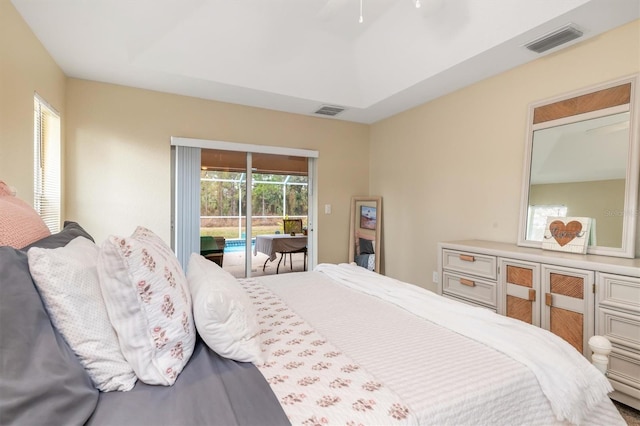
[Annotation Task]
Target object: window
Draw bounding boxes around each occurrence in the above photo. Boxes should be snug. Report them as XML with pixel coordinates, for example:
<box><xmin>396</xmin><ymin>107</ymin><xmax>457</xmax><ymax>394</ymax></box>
<box><xmin>200</xmin><ymin>152</ymin><xmax>309</xmax><ymax>241</ymax></box>
<box><xmin>526</xmin><ymin>204</ymin><xmax>568</xmax><ymax>241</ymax></box>
<box><xmin>33</xmin><ymin>94</ymin><xmax>61</xmax><ymax>233</ymax></box>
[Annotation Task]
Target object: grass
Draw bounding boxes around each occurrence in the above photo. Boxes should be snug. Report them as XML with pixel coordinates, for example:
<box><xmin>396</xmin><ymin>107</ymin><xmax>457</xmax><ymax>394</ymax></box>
<box><xmin>201</xmin><ymin>226</ymin><xmax>282</xmax><ymax>239</ymax></box>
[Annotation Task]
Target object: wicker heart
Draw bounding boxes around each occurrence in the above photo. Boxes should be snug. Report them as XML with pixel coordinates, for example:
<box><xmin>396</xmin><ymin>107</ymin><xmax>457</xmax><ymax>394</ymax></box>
<box><xmin>549</xmin><ymin>220</ymin><xmax>583</xmax><ymax>247</ymax></box>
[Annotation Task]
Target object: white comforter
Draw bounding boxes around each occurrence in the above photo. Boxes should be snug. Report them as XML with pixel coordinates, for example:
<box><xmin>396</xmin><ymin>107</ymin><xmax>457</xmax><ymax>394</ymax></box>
<box><xmin>251</xmin><ymin>264</ymin><xmax>624</xmax><ymax>426</ymax></box>
<box><xmin>314</xmin><ymin>263</ymin><xmax>612</xmax><ymax>425</ymax></box>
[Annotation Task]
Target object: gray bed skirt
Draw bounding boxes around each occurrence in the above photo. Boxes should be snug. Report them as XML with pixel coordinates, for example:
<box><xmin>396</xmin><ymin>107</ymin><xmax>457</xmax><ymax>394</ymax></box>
<box><xmin>87</xmin><ymin>338</ymin><xmax>290</xmax><ymax>426</ymax></box>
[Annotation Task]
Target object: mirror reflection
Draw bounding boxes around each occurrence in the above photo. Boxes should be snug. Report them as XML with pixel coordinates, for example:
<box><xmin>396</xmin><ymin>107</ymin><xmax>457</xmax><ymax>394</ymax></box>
<box><xmin>348</xmin><ymin>196</ymin><xmax>383</xmax><ymax>274</ymax></box>
<box><xmin>518</xmin><ymin>75</ymin><xmax>640</xmax><ymax>258</ymax></box>
<box><xmin>526</xmin><ymin>111</ymin><xmax>630</xmax><ymax>248</ymax></box>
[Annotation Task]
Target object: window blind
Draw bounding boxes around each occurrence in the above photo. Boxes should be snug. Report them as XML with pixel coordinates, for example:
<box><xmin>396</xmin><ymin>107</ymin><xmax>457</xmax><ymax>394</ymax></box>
<box><xmin>172</xmin><ymin>145</ymin><xmax>201</xmax><ymax>268</ymax></box>
<box><xmin>33</xmin><ymin>95</ymin><xmax>61</xmax><ymax>233</ymax></box>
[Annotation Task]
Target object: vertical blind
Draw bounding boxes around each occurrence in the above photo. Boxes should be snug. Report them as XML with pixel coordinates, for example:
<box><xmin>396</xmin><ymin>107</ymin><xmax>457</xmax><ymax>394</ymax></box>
<box><xmin>33</xmin><ymin>95</ymin><xmax>61</xmax><ymax>233</ymax></box>
<box><xmin>172</xmin><ymin>145</ymin><xmax>201</xmax><ymax>268</ymax></box>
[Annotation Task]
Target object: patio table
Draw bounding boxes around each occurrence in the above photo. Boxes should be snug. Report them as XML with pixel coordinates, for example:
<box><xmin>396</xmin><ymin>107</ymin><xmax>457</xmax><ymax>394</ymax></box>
<box><xmin>254</xmin><ymin>234</ymin><xmax>307</xmax><ymax>273</ymax></box>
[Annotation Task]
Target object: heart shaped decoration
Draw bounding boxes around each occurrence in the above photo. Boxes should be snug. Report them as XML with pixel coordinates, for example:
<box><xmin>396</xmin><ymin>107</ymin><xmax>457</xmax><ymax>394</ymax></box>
<box><xmin>549</xmin><ymin>220</ymin><xmax>583</xmax><ymax>247</ymax></box>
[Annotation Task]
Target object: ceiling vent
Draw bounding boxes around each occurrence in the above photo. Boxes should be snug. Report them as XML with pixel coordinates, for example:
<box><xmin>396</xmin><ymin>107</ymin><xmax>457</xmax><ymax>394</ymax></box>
<box><xmin>525</xmin><ymin>24</ymin><xmax>583</xmax><ymax>54</ymax></box>
<box><xmin>314</xmin><ymin>105</ymin><xmax>346</xmax><ymax>117</ymax></box>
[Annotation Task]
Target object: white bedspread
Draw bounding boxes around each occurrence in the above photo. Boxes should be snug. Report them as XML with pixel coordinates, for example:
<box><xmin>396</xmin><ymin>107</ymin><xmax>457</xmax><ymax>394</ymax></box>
<box><xmin>314</xmin><ymin>263</ymin><xmax>613</xmax><ymax>425</ymax></box>
<box><xmin>251</xmin><ymin>266</ymin><xmax>624</xmax><ymax>426</ymax></box>
<box><xmin>240</xmin><ymin>279</ymin><xmax>417</xmax><ymax>425</ymax></box>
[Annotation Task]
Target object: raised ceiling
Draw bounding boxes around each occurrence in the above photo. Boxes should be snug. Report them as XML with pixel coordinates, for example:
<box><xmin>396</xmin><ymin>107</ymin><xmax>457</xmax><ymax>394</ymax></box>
<box><xmin>11</xmin><ymin>0</ymin><xmax>640</xmax><ymax>123</ymax></box>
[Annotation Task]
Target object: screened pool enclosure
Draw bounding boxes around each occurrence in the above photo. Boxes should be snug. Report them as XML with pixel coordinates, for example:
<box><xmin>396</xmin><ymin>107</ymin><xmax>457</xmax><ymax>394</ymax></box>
<box><xmin>200</xmin><ymin>170</ymin><xmax>309</xmax><ymax>242</ymax></box>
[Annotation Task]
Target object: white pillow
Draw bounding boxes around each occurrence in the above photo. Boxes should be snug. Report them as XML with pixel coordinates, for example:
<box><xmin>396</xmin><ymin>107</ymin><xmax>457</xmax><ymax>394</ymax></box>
<box><xmin>27</xmin><ymin>236</ymin><xmax>137</xmax><ymax>392</ymax></box>
<box><xmin>187</xmin><ymin>253</ymin><xmax>264</xmax><ymax>363</ymax></box>
<box><xmin>97</xmin><ymin>226</ymin><xmax>195</xmax><ymax>386</ymax></box>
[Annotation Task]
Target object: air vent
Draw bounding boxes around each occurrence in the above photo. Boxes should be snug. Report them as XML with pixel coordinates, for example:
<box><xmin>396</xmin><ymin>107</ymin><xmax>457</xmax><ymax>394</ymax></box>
<box><xmin>525</xmin><ymin>24</ymin><xmax>583</xmax><ymax>54</ymax></box>
<box><xmin>314</xmin><ymin>105</ymin><xmax>346</xmax><ymax>116</ymax></box>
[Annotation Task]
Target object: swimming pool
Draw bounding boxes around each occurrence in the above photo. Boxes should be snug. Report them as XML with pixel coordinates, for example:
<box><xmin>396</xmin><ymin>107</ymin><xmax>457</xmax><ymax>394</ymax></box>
<box><xmin>224</xmin><ymin>239</ymin><xmax>255</xmax><ymax>253</ymax></box>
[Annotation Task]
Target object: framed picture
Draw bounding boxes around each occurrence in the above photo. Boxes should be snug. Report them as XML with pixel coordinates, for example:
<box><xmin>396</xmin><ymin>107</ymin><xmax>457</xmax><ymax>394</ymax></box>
<box><xmin>542</xmin><ymin>217</ymin><xmax>592</xmax><ymax>254</ymax></box>
<box><xmin>360</xmin><ymin>205</ymin><xmax>377</xmax><ymax>230</ymax></box>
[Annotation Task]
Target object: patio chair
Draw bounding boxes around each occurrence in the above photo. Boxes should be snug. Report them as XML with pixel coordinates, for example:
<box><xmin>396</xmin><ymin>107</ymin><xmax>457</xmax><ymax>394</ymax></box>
<box><xmin>200</xmin><ymin>236</ymin><xmax>225</xmax><ymax>267</ymax></box>
<box><xmin>282</xmin><ymin>219</ymin><xmax>306</xmax><ymax>270</ymax></box>
<box><xmin>283</xmin><ymin>219</ymin><xmax>303</xmax><ymax>235</ymax></box>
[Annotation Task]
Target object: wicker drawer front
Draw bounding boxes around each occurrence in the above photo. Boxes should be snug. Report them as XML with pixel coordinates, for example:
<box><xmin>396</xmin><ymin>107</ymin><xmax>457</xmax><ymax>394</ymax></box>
<box><xmin>442</xmin><ymin>249</ymin><xmax>497</xmax><ymax>280</ymax></box>
<box><xmin>442</xmin><ymin>272</ymin><xmax>497</xmax><ymax>308</ymax></box>
<box><xmin>598</xmin><ymin>273</ymin><xmax>640</xmax><ymax>314</ymax></box>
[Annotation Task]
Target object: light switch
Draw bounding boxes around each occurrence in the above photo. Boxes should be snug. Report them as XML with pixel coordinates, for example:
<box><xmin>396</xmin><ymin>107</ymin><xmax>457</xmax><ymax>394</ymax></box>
<box><xmin>324</xmin><ymin>204</ymin><xmax>332</xmax><ymax>214</ymax></box>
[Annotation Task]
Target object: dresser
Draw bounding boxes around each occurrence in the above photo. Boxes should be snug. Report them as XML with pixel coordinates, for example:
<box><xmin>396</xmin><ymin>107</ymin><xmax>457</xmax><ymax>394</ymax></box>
<box><xmin>438</xmin><ymin>240</ymin><xmax>640</xmax><ymax>409</ymax></box>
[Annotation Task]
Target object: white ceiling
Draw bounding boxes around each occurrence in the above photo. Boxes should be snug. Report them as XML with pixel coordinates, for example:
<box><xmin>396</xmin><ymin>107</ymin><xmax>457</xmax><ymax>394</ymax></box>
<box><xmin>531</xmin><ymin>111</ymin><xmax>630</xmax><ymax>184</ymax></box>
<box><xmin>12</xmin><ymin>0</ymin><xmax>640</xmax><ymax>124</ymax></box>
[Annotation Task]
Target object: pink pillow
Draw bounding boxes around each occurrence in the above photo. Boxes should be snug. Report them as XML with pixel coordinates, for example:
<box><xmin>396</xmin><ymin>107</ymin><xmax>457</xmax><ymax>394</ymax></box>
<box><xmin>0</xmin><ymin>181</ymin><xmax>51</xmax><ymax>248</ymax></box>
<box><xmin>0</xmin><ymin>181</ymin><xmax>13</xmax><ymax>196</ymax></box>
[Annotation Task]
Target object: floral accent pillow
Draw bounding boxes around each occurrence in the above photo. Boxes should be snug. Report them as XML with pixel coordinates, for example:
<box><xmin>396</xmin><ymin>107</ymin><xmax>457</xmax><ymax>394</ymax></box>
<box><xmin>27</xmin><ymin>236</ymin><xmax>137</xmax><ymax>391</ymax></box>
<box><xmin>97</xmin><ymin>226</ymin><xmax>195</xmax><ymax>385</ymax></box>
<box><xmin>187</xmin><ymin>253</ymin><xmax>264</xmax><ymax>363</ymax></box>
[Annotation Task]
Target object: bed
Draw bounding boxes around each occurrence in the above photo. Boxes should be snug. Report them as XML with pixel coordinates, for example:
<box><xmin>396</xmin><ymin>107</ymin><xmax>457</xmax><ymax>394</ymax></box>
<box><xmin>0</xmin><ymin>221</ymin><xmax>626</xmax><ymax>426</ymax></box>
<box><xmin>354</xmin><ymin>231</ymin><xmax>376</xmax><ymax>271</ymax></box>
<box><xmin>249</xmin><ymin>265</ymin><xmax>624</xmax><ymax>425</ymax></box>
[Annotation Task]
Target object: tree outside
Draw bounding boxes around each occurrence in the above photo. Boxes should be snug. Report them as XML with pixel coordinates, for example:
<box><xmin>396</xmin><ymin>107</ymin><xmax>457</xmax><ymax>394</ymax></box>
<box><xmin>200</xmin><ymin>171</ymin><xmax>308</xmax><ymax>239</ymax></box>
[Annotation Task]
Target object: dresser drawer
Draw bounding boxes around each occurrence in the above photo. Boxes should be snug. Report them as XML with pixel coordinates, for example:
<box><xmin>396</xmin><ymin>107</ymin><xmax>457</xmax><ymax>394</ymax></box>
<box><xmin>608</xmin><ymin>346</ymin><xmax>640</xmax><ymax>396</ymax></box>
<box><xmin>598</xmin><ymin>307</ymin><xmax>640</xmax><ymax>351</ymax></box>
<box><xmin>598</xmin><ymin>273</ymin><xmax>640</xmax><ymax>314</ymax></box>
<box><xmin>442</xmin><ymin>272</ymin><xmax>497</xmax><ymax>308</ymax></box>
<box><xmin>442</xmin><ymin>249</ymin><xmax>497</xmax><ymax>280</ymax></box>
<box><xmin>442</xmin><ymin>293</ymin><xmax>497</xmax><ymax>313</ymax></box>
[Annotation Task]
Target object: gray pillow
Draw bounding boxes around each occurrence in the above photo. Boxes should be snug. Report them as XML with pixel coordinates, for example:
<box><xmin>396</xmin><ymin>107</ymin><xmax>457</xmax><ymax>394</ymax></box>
<box><xmin>21</xmin><ymin>220</ymin><xmax>94</xmax><ymax>251</ymax></box>
<box><xmin>0</xmin><ymin>239</ymin><xmax>98</xmax><ymax>424</ymax></box>
<box><xmin>359</xmin><ymin>238</ymin><xmax>375</xmax><ymax>255</ymax></box>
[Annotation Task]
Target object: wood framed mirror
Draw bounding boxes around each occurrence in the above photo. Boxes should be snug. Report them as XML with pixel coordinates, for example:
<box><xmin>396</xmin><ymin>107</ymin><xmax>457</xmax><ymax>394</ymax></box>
<box><xmin>517</xmin><ymin>74</ymin><xmax>640</xmax><ymax>258</ymax></box>
<box><xmin>349</xmin><ymin>196</ymin><xmax>383</xmax><ymax>273</ymax></box>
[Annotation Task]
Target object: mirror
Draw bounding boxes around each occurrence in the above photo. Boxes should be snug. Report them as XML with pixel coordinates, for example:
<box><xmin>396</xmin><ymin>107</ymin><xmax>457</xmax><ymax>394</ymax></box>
<box><xmin>518</xmin><ymin>75</ymin><xmax>640</xmax><ymax>258</ymax></box>
<box><xmin>349</xmin><ymin>196</ymin><xmax>383</xmax><ymax>273</ymax></box>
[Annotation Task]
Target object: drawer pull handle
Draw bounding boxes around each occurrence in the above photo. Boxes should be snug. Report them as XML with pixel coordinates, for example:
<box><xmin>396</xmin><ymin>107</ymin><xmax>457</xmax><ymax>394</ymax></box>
<box><xmin>528</xmin><ymin>289</ymin><xmax>536</xmax><ymax>301</ymax></box>
<box><xmin>545</xmin><ymin>293</ymin><xmax>552</xmax><ymax>307</ymax></box>
<box><xmin>459</xmin><ymin>254</ymin><xmax>475</xmax><ymax>262</ymax></box>
<box><xmin>460</xmin><ymin>278</ymin><xmax>475</xmax><ymax>287</ymax></box>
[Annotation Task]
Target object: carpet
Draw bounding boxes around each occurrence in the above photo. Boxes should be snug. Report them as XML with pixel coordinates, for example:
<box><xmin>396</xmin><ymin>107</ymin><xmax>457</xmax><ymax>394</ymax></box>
<box><xmin>614</xmin><ymin>400</ymin><xmax>640</xmax><ymax>426</ymax></box>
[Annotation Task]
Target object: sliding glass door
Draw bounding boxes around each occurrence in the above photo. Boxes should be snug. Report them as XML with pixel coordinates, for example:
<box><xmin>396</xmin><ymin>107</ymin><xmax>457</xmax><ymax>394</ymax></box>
<box><xmin>171</xmin><ymin>138</ymin><xmax>318</xmax><ymax>278</ymax></box>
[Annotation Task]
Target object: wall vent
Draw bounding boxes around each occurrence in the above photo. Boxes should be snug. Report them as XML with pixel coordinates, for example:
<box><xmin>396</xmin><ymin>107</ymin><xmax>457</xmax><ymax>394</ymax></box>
<box><xmin>525</xmin><ymin>24</ymin><xmax>583</xmax><ymax>54</ymax></box>
<box><xmin>314</xmin><ymin>105</ymin><xmax>346</xmax><ymax>116</ymax></box>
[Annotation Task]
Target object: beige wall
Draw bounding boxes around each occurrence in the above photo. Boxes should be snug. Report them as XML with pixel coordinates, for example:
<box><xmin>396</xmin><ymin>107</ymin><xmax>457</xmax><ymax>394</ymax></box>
<box><xmin>2</xmin><ymin>0</ymin><xmax>368</xmax><ymax>264</ymax></box>
<box><xmin>65</xmin><ymin>79</ymin><xmax>369</xmax><ymax>262</ymax></box>
<box><xmin>370</xmin><ymin>20</ymin><xmax>640</xmax><ymax>291</ymax></box>
<box><xmin>3</xmin><ymin>1</ymin><xmax>639</xmax><ymax>279</ymax></box>
<box><xmin>529</xmin><ymin>179</ymin><xmax>626</xmax><ymax>248</ymax></box>
<box><xmin>0</xmin><ymin>1</ymin><xmax>66</xmax><ymax>208</ymax></box>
